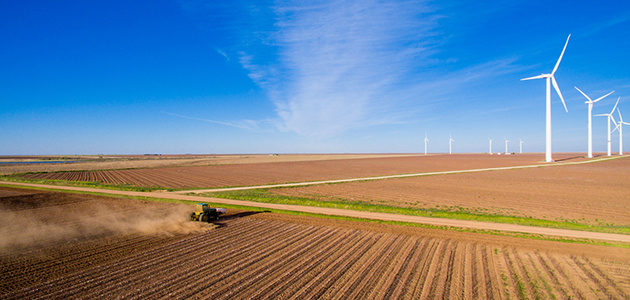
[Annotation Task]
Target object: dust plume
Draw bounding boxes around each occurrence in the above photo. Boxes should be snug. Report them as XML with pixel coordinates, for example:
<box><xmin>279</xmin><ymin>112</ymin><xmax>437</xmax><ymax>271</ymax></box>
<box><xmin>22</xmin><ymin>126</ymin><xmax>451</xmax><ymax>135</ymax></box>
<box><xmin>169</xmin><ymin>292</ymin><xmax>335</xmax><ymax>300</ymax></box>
<box><xmin>0</xmin><ymin>202</ymin><xmax>206</xmax><ymax>253</ymax></box>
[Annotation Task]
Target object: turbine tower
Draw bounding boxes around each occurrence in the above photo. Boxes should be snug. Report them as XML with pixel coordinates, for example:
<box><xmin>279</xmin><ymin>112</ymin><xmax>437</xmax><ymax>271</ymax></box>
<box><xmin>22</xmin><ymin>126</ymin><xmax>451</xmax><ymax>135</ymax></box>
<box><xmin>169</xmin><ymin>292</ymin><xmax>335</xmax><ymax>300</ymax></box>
<box><xmin>519</xmin><ymin>138</ymin><xmax>524</xmax><ymax>154</ymax></box>
<box><xmin>521</xmin><ymin>34</ymin><xmax>570</xmax><ymax>162</ymax></box>
<box><xmin>424</xmin><ymin>132</ymin><xmax>429</xmax><ymax>155</ymax></box>
<box><xmin>449</xmin><ymin>134</ymin><xmax>454</xmax><ymax>154</ymax></box>
<box><xmin>488</xmin><ymin>138</ymin><xmax>493</xmax><ymax>154</ymax></box>
<box><xmin>575</xmin><ymin>87</ymin><xmax>614</xmax><ymax>158</ymax></box>
<box><xmin>595</xmin><ymin>97</ymin><xmax>620</xmax><ymax>156</ymax></box>
<box><xmin>504</xmin><ymin>138</ymin><xmax>509</xmax><ymax>154</ymax></box>
<box><xmin>613</xmin><ymin>108</ymin><xmax>630</xmax><ymax>155</ymax></box>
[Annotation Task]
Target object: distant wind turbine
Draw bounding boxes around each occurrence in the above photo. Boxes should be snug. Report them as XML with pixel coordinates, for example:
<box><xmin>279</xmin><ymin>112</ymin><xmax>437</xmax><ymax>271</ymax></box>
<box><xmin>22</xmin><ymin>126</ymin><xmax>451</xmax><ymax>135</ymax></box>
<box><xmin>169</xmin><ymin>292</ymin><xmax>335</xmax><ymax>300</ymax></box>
<box><xmin>521</xmin><ymin>34</ymin><xmax>570</xmax><ymax>162</ymax></box>
<box><xmin>449</xmin><ymin>134</ymin><xmax>454</xmax><ymax>154</ymax></box>
<box><xmin>424</xmin><ymin>132</ymin><xmax>429</xmax><ymax>155</ymax></box>
<box><xmin>613</xmin><ymin>108</ymin><xmax>630</xmax><ymax>155</ymax></box>
<box><xmin>519</xmin><ymin>138</ymin><xmax>524</xmax><ymax>154</ymax></box>
<box><xmin>504</xmin><ymin>138</ymin><xmax>510</xmax><ymax>154</ymax></box>
<box><xmin>488</xmin><ymin>138</ymin><xmax>493</xmax><ymax>154</ymax></box>
<box><xmin>595</xmin><ymin>97</ymin><xmax>620</xmax><ymax>156</ymax></box>
<box><xmin>575</xmin><ymin>87</ymin><xmax>614</xmax><ymax>158</ymax></box>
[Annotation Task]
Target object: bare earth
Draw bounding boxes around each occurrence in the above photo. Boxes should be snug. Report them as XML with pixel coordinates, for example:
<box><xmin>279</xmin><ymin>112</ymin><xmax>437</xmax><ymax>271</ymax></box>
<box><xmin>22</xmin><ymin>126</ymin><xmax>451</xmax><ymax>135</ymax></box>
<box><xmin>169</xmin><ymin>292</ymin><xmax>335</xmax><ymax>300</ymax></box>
<box><xmin>273</xmin><ymin>155</ymin><xmax>630</xmax><ymax>226</ymax></box>
<box><xmin>19</xmin><ymin>153</ymin><xmax>588</xmax><ymax>189</ymax></box>
<box><xmin>0</xmin><ymin>153</ymin><xmax>411</xmax><ymax>175</ymax></box>
<box><xmin>1</xmin><ymin>188</ymin><xmax>629</xmax><ymax>299</ymax></box>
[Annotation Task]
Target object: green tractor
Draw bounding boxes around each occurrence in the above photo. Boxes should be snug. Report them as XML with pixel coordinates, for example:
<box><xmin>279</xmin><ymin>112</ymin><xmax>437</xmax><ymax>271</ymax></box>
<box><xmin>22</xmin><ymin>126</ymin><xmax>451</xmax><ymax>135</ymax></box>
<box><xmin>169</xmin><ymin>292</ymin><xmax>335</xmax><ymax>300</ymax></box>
<box><xmin>190</xmin><ymin>203</ymin><xmax>226</xmax><ymax>222</ymax></box>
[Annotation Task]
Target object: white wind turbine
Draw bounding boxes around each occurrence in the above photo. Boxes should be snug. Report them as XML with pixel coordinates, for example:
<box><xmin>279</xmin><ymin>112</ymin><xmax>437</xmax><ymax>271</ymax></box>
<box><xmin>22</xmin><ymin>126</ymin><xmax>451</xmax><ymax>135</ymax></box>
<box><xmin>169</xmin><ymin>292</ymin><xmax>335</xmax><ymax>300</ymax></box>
<box><xmin>595</xmin><ymin>97</ymin><xmax>619</xmax><ymax>156</ymax></box>
<box><xmin>519</xmin><ymin>138</ymin><xmax>524</xmax><ymax>154</ymax></box>
<box><xmin>521</xmin><ymin>34</ymin><xmax>570</xmax><ymax>162</ymax></box>
<box><xmin>612</xmin><ymin>108</ymin><xmax>630</xmax><ymax>155</ymax></box>
<box><xmin>449</xmin><ymin>134</ymin><xmax>454</xmax><ymax>154</ymax></box>
<box><xmin>424</xmin><ymin>132</ymin><xmax>429</xmax><ymax>155</ymax></box>
<box><xmin>504</xmin><ymin>138</ymin><xmax>510</xmax><ymax>154</ymax></box>
<box><xmin>575</xmin><ymin>87</ymin><xmax>614</xmax><ymax>158</ymax></box>
<box><xmin>488</xmin><ymin>138</ymin><xmax>493</xmax><ymax>154</ymax></box>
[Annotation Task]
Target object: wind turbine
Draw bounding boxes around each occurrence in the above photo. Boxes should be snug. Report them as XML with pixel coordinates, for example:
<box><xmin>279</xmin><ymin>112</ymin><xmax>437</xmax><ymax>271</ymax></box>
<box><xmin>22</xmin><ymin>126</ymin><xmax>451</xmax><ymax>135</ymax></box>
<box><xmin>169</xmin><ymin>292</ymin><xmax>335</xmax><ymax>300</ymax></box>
<box><xmin>595</xmin><ymin>97</ymin><xmax>619</xmax><ymax>156</ymax></box>
<box><xmin>449</xmin><ymin>134</ymin><xmax>454</xmax><ymax>154</ymax></box>
<box><xmin>504</xmin><ymin>138</ymin><xmax>510</xmax><ymax>154</ymax></box>
<box><xmin>519</xmin><ymin>138</ymin><xmax>524</xmax><ymax>154</ymax></box>
<box><xmin>424</xmin><ymin>132</ymin><xmax>429</xmax><ymax>155</ymax></box>
<box><xmin>612</xmin><ymin>108</ymin><xmax>630</xmax><ymax>155</ymax></box>
<box><xmin>575</xmin><ymin>87</ymin><xmax>614</xmax><ymax>158</ymax></box>
<box><xmin>521</xmin><ymin>34</ymin><xmax>570</xmax><ymax>162</ymax></box>
<box><xmin>488</xmin><ymin>138</ymin><xmax>493</xmax><ymax>154</ymax></box>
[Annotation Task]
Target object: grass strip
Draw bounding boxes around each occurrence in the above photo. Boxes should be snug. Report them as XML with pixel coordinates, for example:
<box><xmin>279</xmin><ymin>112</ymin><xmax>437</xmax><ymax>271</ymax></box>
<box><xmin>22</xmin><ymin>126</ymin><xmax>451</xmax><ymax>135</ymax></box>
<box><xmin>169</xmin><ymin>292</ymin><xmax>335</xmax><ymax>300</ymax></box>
<box><xmin>203</xmin><ymin>189</ymin><xmax>630</xmax><ymax>236</ymax></box>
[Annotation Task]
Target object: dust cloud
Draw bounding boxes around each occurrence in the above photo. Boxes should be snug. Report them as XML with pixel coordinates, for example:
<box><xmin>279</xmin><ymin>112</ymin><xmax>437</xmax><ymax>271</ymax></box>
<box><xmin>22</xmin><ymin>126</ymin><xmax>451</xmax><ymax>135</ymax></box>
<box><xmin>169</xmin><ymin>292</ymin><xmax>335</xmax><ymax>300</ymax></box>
<box><xmin>0</xmin><ymin>202</ymin><xmax>206</xmax><ymax>253</ymax></box>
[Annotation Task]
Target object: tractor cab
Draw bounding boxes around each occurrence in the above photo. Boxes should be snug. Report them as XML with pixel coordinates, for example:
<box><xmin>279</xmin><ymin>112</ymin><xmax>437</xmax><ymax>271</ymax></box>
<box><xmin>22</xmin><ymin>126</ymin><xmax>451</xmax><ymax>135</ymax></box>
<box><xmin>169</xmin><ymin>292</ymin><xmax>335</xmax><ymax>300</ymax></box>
<box><xmin>190</xmin><ymin>203</ymin><xmax>224</xmax><ymax>222</ymax></box>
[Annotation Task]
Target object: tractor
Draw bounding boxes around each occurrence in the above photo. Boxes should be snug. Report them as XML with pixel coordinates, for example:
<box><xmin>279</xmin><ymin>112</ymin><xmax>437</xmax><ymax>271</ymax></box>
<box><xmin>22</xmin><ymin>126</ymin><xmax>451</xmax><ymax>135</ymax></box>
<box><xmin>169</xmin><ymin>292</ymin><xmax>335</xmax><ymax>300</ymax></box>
<box><xmin>190</xmin><ymin>203</ymin><xmax>226</xmax><ymax>222</ymax></box>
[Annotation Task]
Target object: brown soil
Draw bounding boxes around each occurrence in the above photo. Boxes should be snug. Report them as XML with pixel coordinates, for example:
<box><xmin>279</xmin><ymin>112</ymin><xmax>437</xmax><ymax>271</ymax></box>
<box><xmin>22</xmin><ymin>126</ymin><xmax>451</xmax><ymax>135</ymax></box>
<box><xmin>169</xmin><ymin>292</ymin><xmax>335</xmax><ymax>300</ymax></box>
<box><xmin>0</xmin><ymin>153</ymin><xmax>410</xmax><ymax>175</ymax></box>
<box><xmin>19</xmin><ymin>153</ymin><xmax>587</xmax><ymax>189</ymax></box>
<box><xmin>273</xmin><ymin>156</ymin><xmax>630</xmax><ymax>226</ymax></box>
<box><xmin>1</xmin><ymin>187</ymin><xmax>629</xmax><ymax>299</ymax></box>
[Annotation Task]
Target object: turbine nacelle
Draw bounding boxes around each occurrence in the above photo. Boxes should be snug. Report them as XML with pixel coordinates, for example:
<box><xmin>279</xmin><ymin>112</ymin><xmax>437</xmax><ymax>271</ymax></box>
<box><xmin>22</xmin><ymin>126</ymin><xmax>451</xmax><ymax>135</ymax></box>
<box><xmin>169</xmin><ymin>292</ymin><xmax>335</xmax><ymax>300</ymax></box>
<box><xmin>575</xmin><ymin>87</ymin><xmax>614</xmax><ymax>104</ymax></box>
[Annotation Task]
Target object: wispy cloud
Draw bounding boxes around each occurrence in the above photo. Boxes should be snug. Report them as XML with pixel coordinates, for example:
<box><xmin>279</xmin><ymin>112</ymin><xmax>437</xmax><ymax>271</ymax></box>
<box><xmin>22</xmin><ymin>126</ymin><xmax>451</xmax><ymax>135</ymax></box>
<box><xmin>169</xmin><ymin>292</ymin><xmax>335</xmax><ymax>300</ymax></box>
<box><xmin>581</xmin><ymin>12</ymin><xmax>630</xmax><ymax>37</ymax></box>
<box><xmin>162</xmin><ymin>112</ymin><xmax>277</xmax><ymax>132</ymax></box>
<box><xmin>216</xmin><ymin>48</ymin><xmax>229</xmax><ymax>60</ymax></box>
<box><xmin>201</xmin><ymin>0</ymin><xmax>526</xmax><ymax>138</ymax></box>
<box><xmin>236</xmin><ymin>0</ymin><xmax>443</xmax><ymax>137</ymax></box>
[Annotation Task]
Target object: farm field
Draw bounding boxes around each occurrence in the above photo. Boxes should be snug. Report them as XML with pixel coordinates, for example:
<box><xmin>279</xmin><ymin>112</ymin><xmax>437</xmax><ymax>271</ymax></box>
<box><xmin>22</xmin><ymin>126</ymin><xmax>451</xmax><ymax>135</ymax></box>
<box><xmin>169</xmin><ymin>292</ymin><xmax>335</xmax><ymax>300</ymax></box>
<box><xmin>0</xmin><ymin>153</ymin><xmax>410</xmax><ymax>176</ymax></box>
<box><xmin>1</xmin><ymin>187</ymin><xmax>629</xmax><ymax>299</ymax></box>
<box><xmin>270</xmin><ymin>155</ymin><xmax>630</xmax><ymax>226</ymax></box>
<box><xmin>15</xmin><ymin>153</ymin><xmax>587</xmax><ymax>189</ymax></box>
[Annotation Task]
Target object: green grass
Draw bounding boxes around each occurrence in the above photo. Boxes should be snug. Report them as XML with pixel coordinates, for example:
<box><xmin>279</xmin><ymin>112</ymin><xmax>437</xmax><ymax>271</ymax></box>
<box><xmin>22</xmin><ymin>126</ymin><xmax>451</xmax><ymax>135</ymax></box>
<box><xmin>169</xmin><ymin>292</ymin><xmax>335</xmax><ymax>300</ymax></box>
<box><xmin>204</xmin><ymin>189</ymin><xmax>630</xmax><ymax>236</ymax></box>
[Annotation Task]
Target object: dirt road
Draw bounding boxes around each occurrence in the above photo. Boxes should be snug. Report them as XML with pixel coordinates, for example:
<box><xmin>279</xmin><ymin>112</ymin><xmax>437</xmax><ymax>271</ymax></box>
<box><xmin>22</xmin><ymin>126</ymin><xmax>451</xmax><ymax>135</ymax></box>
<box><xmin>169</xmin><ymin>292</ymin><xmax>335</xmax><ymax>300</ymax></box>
<box><xmin>2</xmin><ymin>180</ymin><xmax>629</xmax><ymax>243</ymax></box>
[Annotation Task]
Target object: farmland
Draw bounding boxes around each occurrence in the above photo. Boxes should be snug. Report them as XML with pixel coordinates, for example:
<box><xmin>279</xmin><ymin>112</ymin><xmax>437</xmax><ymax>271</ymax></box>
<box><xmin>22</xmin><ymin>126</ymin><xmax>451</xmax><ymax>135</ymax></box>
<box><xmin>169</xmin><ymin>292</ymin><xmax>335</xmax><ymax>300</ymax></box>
<box><xmin>267</xmin><ymin>155</ymin><xmax>630</xmax><ymax>226</ymax></box>
<box><xmin>15</xmin><ymin>153</ymin><xmax>584</xmax><ymax>189</ymax></box>
<box><xmin>0</xmin><ymin>153</ymin><xmax>411</xmax><ymax>176</ymax></box>
<box><xmin>1</xmin><ymin>187</ymin><xmax>629</xmax><ymax>299</ymax></box>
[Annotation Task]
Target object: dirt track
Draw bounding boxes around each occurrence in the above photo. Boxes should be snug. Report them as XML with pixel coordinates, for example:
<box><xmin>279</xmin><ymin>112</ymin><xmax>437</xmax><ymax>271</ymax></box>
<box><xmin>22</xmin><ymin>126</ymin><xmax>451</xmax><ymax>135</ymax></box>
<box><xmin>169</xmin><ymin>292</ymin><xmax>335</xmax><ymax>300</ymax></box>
<box><xmin>2</xmin><ymin>188</ymin><xmax>629</xmax><ymax>299</ymax></box>
<box><xmin>2</xmin><ymin>180</ymin><xmax>630</xmax><ymax>243</ymax></box>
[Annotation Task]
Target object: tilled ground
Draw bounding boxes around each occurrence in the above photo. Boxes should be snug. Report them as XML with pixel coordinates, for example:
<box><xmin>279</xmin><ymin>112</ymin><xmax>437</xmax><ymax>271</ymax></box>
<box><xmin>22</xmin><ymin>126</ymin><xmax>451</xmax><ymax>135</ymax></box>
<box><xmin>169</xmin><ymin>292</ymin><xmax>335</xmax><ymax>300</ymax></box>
<box><xmin>273</xmin><ymin>156</ymin><xmax>630</xmax><ymax>226</ymax></box>
<box><xmin>18</xmin><ymin>154</ymin><xmax>584</xmax><ymax>189</ymax></box>
<box><xmin>1</xmin><ymin>187</ymin><xmax>629</xmax><ymax>299</ymax></box>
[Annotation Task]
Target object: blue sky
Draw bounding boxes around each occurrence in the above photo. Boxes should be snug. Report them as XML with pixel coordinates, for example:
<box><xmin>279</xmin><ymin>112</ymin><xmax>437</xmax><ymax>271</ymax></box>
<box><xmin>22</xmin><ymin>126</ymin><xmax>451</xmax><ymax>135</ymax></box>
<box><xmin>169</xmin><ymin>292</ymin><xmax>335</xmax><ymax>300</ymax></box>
<box><xmin>1</xmin><ymin>0</ymin><xmax>629</xmax><ymax>155</ymax></box>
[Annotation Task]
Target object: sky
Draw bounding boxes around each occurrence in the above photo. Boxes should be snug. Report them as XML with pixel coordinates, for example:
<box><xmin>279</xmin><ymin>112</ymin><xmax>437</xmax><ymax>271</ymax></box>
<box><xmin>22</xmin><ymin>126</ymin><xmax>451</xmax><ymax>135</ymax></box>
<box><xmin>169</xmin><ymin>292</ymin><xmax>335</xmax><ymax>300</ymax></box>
<box><xmin>1</xmin><ymin>0</ymin><xmax>629</xmax><ymax>155</ymax></box>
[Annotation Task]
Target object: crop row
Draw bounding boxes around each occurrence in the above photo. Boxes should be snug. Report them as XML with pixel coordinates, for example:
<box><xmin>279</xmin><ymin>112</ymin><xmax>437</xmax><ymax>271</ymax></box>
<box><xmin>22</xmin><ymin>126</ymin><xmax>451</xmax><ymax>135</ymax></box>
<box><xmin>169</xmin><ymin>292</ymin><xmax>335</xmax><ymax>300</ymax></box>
<box><xmin>19</xmin><ymin>155</ymin><xmax>544</xmax><ymax>189</ymax></box>
<box><xmin>3</xmin><ymin>217</ymin><xmax>627</xmax><ymax>299</ymax></box>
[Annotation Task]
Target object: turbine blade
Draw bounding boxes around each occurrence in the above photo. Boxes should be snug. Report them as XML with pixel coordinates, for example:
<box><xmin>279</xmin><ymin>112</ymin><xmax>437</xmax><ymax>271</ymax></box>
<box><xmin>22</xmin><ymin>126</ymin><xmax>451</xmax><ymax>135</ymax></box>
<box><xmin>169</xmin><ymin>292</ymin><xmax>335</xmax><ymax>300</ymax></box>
<box><xmin>552</xmin><ymin>34</ymin><xmax>571</xmax><ymax>75</ymax></box>
<box><xmin>594</xmin><ymin>114</ymin><xmax>608</xmax><ymax>117</ymax></box>
<box><xmin>574</xmin><ymin>86</ymin><xmax>592</xmax><ymax>102</ymax></box>
<box><xmin>623</xmin><ymin>122</ymin><xmax>630</xmax><ymax>126</ymax></box>
<box><xmin>521</xmin><ymin>74</ymin><xmax>547</xmax><ymax>81</ymax></box>
<box><xmin>612</xmin><ymin>123</ymin><xmax>620</xmax><ymax>133</ymax></box>
<box><xmin>552</xmin><ymin>76</ymin><xmax>568</xmax><ymax>112</ymax></box>
<box><xmin>618</xmin><ymin>108</ymin><xmax>623</xmax><ymax>122</ymax></box>
<box><xmin>593</xmin><ymin>91</ymin><xmax>614</xmax><ymax>103</ymax></box>
<box><xmin>611</xmin><ymin>97</ymin><xmax>620</xmax><ymax>114</ymax></box>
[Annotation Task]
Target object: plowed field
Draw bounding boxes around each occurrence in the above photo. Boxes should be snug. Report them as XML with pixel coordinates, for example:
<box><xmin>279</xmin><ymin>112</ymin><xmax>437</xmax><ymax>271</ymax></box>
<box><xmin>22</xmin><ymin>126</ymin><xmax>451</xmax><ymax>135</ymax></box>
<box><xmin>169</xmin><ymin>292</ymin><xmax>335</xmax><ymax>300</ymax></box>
<box><xmin>272</xmin><ymin>155</ymin><xmax>630</xmax><ymax>226</ymax></box>
<box><xmin>19</xmin><ymin>154</ymin><xmax>584</xmax><ymax>189</ymax></box>
<box><xmin>2</xmin><ymin>187</ymin><xmax>629</xmax><ymax>299</ymax></box>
